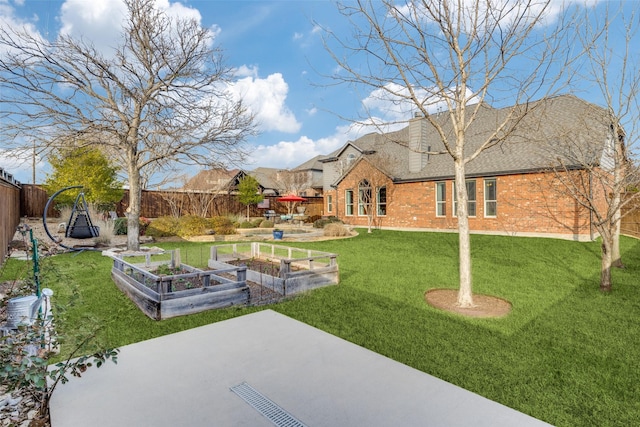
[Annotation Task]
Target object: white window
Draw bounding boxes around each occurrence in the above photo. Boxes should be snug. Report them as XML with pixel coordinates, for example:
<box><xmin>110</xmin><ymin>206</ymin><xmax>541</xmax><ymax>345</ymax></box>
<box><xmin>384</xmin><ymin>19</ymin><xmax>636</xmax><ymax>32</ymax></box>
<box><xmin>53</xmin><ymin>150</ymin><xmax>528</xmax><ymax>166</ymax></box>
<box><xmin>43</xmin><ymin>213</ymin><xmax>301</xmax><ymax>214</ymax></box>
<box><xmin>484</xmin><ymin>178</ymin><xmax>497</xmax><ymax>217</ymax></box>
<box><xmin>377</xmin><ymin>186</ymin><xmax>387</xmax><ymax>216</ymax></box>
<box><xmin>327</xmin><ymin>195</ymin><xmax>333</xmax><ymax>213</ymax></box>
<box><xmin>436</xmin><ymin>182</ymin><xmax>446</xmax><ymax>217</ymax></box>
<box><xmin>453</xmin><ymin>180</ymin><xmax>477</xmax><ymax>217</ymax></box>
<box><xmin>358</xmin><ymin>180</ymin><xmax>371</xmax><ymax>216</ymax></box>
<box><xmin>345</xmin><ymin>190</ymin><xmax>354</xmax><ymax>216</ymax></box>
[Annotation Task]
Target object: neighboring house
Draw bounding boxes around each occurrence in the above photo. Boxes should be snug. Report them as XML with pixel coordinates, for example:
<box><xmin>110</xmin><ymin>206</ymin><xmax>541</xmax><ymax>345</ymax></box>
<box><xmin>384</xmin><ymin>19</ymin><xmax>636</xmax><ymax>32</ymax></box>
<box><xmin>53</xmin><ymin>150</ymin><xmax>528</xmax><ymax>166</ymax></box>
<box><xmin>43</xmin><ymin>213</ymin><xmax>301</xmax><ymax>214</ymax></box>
<box><xmin>248</xmin><ymin>167</ymin><xmax>281</xmax><ymax>195</ymax></box>
<box><xmin>184</xmin><ymin>168</ymin><xmax>281</xmax><ymax>195</ymax></box>
<box><xmin>186</xmin><ymin>160</ymin><xmax>324</xmax><ymax>198</ymax></box>
<box><xmin>183</xmin><ymin>168</ymin><xmax>246</xmax><ymax>194</ymax></box>
<box><xmin>321</xmin><ymin>94</ymin><xmax>614</xmax><ymax>240</ymax></box>
<box><xmin>291</xmin><ymin>155</ymin><xmax>325</xmax><ymax>197</ymax></box>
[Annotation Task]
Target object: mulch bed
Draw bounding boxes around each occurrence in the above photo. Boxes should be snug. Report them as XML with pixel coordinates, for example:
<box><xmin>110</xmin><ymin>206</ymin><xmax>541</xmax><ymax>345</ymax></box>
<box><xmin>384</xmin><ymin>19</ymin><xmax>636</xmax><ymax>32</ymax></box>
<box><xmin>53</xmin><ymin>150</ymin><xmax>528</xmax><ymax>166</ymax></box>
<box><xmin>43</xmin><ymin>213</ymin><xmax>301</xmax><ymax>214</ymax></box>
<box><xmin>425</xmin><ymin>288</ymin><xmax>512</xmax><ymax>318</ymax></box>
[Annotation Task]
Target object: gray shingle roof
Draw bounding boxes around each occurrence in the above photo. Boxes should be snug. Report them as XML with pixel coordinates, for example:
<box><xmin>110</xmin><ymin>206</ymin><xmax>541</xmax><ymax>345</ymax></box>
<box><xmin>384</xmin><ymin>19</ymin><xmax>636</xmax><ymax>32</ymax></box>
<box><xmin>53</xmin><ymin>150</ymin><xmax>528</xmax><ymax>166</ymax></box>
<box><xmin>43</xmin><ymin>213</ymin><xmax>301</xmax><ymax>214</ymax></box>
<box><xmin>342</xmin><ymin>94</ymin><xmax>612</xmax><ymax>182</ymax></box>
<box><xmin>249</xmin><ymin>167</ymin><xmax>281</xmax><ymax>191</ymax></box>
<box><xmin>293</xmin><ymin>155</ymin><xmax>325</xmax><ymax>171</ymax></box>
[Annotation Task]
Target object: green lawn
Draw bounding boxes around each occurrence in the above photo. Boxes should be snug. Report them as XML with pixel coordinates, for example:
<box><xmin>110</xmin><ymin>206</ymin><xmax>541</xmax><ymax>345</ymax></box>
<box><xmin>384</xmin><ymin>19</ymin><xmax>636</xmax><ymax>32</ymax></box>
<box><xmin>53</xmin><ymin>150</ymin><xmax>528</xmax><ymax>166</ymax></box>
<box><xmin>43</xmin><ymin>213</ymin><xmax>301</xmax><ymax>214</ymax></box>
<box><xmin>4</xmin><ymin>230</ymin><xmax>640</xmax><ymax>426</ymax></box>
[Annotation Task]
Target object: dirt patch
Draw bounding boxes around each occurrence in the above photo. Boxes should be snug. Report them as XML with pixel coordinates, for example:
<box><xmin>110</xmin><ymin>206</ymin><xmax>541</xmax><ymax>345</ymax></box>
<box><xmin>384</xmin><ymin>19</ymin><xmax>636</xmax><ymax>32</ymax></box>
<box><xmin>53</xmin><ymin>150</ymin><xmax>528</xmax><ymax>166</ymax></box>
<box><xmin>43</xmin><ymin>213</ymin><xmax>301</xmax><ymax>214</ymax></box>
<box><xmin>425</xmin><ymin>288</ymin><xmax>512</xmax><ymax>318</ymax></box>
<box><xmin>224</xmin><ymin>258</ymin><xmax>305</xmax><ymax>276</ymax></box>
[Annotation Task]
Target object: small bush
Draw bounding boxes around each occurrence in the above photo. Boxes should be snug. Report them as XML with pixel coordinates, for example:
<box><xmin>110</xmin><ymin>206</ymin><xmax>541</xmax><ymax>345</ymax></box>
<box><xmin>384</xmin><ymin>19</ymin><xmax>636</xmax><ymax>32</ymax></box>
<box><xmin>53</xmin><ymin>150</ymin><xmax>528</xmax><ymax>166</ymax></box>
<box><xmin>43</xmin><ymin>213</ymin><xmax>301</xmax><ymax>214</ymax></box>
<box><xmin>226</xmin><ymin>214</ymin><xmax>244</xmax><ymax>227</ymax></box>
<box><xmin>323</xmin><ymin>223</ymin><xmax>351</xmax><ymax>237</ymax></box>
<box><xmin>113</xmin><ymin>217</ymin><xmax>151</xmax><ymax>236</ymax></box>
<box><xmin>113</xmin><ymin>217</ymin><xmax>128</xmax><ymax>235</ymax></box>
<box><xmin>209</xmin><ymin>216</ymin><xmax>236</xmax><ymax>235</ymax></box>
<box><xmin>251</xmin><ymin>218</ymin><xmax>264</xmax><ymax>227</ymax></box>
<box><xmin>146</xmin><ymin>216</ymin><xmax>180</xmax><ymax>238</ymax></box>
<box><xmin>239</xmin><ymin>221</ymin><xmax>254</xmax><ymax>229</ymax></box>
<box><xmin>176</xmin><ymin>215</ymin><xmax>211</xmax><ymax>237</ymax></box>
<box><xmin>306</xmin><ymin>215</ymin><xmax>321</xmax><ymax>224</ymax></box>
<box><xmin>260</xmin><ymin>220</ymin><xmax>274</xmax><ymax>228</ymax></box>
<box><xmin>314</xmin><ymin>216</ymin><xmax>342</xmax><ymax>229</ymax></box>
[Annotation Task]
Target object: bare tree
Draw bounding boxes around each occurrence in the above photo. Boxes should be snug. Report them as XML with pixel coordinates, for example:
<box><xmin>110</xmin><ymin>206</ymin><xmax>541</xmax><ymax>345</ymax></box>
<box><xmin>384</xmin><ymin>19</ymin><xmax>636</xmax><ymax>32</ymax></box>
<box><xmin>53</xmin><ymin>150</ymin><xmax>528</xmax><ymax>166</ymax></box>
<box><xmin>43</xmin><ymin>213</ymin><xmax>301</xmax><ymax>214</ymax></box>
<box><xmin>344</xmin><ymin>155</ymin><xmax>394</xmax><ymax>233</ymax></box>
<box><xmin>325</xmin><ymin>0</ymin><xmax>576</xmax><ymax>306</ymax></box>
<box><xmin>0</xmin><ymin>0</ymin><xmax>255</xmax><ymax>250</ymax></box>
<box><xmin>276</xmin><ymin>169</ymin><xmax>313</xmax><ymax>196</ymax></box>
<box><xmin>274</xmin><ymin>169</ymin><xmax>313</xmax><ymax>213</ymax></box>
<box><xmin>544</xmin><ymin>5</ymin><xmax>640</xmax><ymax>291</ymax></box>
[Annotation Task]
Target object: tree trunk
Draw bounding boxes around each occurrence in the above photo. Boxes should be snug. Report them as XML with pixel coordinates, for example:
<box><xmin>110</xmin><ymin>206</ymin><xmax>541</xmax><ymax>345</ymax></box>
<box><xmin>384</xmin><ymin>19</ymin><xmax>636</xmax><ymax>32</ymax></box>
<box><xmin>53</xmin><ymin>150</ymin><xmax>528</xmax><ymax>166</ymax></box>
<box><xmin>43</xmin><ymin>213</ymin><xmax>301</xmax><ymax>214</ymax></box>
<box><xmin>127</xmin><ymin>159</ymin><xmax>141</xmax><ymax>251</ymax></box>
<box><xmin>455</xmin><ymin>159</ymin><xmax>474</xmax><ymax>307</ymax></box>
<box><xmin>611</xmin><ymin>207</ymin><xmax>623</xmax><ymax>268</ymax></box>
<box><xmin>600</xmin><ymin>235</ymin><xmax>613</xmax><ymax>292</ymax></box>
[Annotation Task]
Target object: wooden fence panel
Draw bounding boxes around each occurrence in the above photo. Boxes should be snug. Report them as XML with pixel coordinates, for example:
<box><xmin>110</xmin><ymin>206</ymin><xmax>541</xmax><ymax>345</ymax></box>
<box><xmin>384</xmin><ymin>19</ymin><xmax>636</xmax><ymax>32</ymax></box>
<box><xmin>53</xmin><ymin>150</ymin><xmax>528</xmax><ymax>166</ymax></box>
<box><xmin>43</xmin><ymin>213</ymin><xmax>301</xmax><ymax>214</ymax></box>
<box><xmin>115</xmin><ymin>190</ymin><xmax>323</xmax><ymax>220</ymax></box>
<box><xmin>1</xmin><ymin>180</ymin><xmax>21</xmax><ymax>262</ymax></box>
<box><xmin>621</xmin><ymin>194</ymin><xmax>640</xmax><ymax>239</ymax></box>
<box><xmin>20</xmin><ymin>184</ymin><xmax>57</xmax><ymax>218</ymax></box>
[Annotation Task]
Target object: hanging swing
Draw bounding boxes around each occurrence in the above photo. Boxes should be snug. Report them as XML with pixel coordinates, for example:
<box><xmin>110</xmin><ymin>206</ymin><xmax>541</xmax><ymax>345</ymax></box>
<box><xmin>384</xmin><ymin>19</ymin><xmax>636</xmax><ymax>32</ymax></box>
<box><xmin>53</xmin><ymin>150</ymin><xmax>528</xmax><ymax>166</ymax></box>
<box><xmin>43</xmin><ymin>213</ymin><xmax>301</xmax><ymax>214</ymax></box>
<box><xmin>65</xmin><ymin>192</ymin><xmax>100</xmax><ymax>239</ymax></box>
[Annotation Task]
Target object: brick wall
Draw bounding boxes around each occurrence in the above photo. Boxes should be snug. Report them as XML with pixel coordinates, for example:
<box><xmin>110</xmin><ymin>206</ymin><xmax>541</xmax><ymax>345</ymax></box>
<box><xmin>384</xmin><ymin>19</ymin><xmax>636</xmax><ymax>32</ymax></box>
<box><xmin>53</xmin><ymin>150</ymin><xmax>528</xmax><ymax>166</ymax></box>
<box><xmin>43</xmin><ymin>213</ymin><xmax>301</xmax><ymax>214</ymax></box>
<box><xmin>332</xmin><ymin>162</ymin><xmax>597</xmax><ymax>239</ymax></box>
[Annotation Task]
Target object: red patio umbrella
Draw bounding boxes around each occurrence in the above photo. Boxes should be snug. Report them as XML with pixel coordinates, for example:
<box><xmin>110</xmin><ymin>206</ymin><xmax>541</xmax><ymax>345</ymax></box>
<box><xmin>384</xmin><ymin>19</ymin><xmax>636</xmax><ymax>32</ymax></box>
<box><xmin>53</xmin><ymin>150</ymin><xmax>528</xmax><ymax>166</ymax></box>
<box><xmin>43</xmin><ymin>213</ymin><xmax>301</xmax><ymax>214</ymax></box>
<box><xmin>276</xmin><ymin>195</ymin><xmax>307</xmax><ymax>202</ymax></box>
<box><xmin>277</xmin><ymin>195</ymin><xmax>307</xmax><ymax>216</ymax></box>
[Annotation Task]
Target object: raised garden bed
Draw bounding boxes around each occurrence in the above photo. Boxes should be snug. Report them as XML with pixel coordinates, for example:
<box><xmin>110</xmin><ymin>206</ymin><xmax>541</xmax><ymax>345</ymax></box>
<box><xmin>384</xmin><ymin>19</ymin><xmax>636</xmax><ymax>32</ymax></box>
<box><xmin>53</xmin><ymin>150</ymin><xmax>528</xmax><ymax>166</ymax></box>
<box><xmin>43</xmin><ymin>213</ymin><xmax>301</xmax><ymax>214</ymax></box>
<box><xmin>208</xmin><ymin>242</ymin><xmax>339</xmax><ymax>296</ymax></box>
<box><xmin>109</xmin><ymin>249</ymin><xmax>249</xmax><ymax>320</ymax></box>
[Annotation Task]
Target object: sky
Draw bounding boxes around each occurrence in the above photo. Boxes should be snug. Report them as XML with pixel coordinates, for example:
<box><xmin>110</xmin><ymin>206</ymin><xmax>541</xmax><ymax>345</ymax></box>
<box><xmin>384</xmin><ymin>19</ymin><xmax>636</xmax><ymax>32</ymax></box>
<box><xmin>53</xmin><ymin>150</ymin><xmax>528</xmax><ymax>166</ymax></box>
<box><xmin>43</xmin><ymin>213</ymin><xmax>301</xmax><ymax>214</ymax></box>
<box><xmin>0</xmin><ymin>0</ymin><xmax>364</xmax><ymax>184</ymax></box>
<box><xmin>0</xmin><ymin>0</ymin><xmax>633</xmax><ymax>185</ymax></box>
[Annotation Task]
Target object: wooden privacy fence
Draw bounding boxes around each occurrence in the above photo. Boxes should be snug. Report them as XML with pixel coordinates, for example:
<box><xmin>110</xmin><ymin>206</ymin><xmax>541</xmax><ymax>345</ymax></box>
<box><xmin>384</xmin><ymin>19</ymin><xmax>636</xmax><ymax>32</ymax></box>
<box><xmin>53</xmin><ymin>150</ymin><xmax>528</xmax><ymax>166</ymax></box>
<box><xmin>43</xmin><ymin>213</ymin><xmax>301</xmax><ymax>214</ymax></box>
<box><xmin>621</xmin><ymin>193</ymin><xmax>640</xmax><ymax>239</ymax></box>
<box><xmin>20</xmin><ymin>184</ymin><xmax>57</xmax><ymax>217</ymax></box>
<box><xmin>20</xmin><ymin>186</ymin><xmax>324</xmax><ymax>220</ymax></box>
<box><xmin>115</xmin><ymin>190</ymin><xmax>324</xmax><ymax>219</ymax></box>
<box><xmin>0</xmin><ymin>175</ymin><xmax>21</xmax><ymax>262</ymax></box>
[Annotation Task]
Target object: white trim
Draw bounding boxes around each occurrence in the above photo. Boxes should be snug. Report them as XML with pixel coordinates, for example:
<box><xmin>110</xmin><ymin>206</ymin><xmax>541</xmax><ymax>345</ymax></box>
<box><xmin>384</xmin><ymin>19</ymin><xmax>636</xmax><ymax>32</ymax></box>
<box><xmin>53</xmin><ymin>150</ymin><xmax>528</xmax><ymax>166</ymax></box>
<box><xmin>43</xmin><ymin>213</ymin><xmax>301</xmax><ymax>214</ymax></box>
<box><xmin>483</xmin><ymin>178</ymin><xmax>497</xmax><ymax>218</ymax></box>
<box><xmin>435</xmin><ymin>182</ymin><xmax>446</xmax><ymax>217</ymax></box>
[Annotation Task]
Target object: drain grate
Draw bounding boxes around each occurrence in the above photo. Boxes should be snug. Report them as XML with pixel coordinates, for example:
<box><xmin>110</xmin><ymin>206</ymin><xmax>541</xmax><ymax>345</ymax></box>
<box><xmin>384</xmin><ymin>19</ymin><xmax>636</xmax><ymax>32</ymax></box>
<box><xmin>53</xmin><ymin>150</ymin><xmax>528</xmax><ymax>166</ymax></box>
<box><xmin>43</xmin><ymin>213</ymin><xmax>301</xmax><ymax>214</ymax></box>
<box><xmin>230</xmin><ymin>382</ymin><xmax>308</xmax><ymax>427</ymax></box>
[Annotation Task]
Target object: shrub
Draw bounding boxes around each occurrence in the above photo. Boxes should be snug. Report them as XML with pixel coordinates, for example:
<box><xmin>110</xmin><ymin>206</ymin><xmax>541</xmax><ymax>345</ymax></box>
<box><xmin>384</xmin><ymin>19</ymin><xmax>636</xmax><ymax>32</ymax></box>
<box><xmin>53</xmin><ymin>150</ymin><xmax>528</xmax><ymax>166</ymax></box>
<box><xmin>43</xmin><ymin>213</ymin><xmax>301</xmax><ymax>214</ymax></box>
<box><xmin>176</xmin><ymin>215</ymin><xmax>211</xmax><ymax>237</ymax></box>
<box><xmin>146</xmin><ymin>216</ymin><xmax>180</xmax><ymax>238</ymax></box>
<box><xmin>113</xmin><ymin>217</ymin><xmax>151</xmax><ymax>236</ymax></box>
<box><xmin>139</xmin><ymin>217</ymin><xmax>151</xmax><ymax>235</ymax></box>
<box><xmin>239</xmin><ymin>221</ymin><xmax>254</xmax><ymax>229</ymax></box>
<box><xmin>323</xmin><ymin>222</ymin><xmax>351</xmax><ymax>237</ymax></box>
<box><xmin>314</xmin><ymin>216</ymin><xmax>342</xmax><ymax>229</ymax></box>
<box><xmin>260</xmin><ymin>220</ymin><xmax>274</xmax><ymax>228</ymax></box>
<box><xmin>209</xmin><ymin>216</ymin><xmax>236</xmax><ymax>235</ymax></box>
<box><xmin>306</xmin><ymin>215</ymin><xmax>321</xmax><ymax>224</ymax></box>
<box><xmin>113</xmin><ymin>217</ymin><xmax>127</xmax><ymax>235</ymax></box>
<box><xmin>226</xmin><ymin>214</ymin><xmax>244</xmax><ymax>227</ymax></box>
<box><xmin>251</xmin><ymin>218</ymin><xmax>264</xmax><ymax>227</ymax></box>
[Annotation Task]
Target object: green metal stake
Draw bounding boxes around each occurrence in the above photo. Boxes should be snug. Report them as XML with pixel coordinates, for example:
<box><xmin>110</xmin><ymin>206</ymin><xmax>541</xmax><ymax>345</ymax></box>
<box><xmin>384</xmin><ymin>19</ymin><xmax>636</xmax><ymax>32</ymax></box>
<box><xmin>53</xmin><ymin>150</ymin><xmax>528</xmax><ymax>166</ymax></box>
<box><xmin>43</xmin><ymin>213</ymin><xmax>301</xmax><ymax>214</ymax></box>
<box><xmin>29</xmin><ymin>228</ymin><xmax>41</xmax><ymax>297</ymax></box>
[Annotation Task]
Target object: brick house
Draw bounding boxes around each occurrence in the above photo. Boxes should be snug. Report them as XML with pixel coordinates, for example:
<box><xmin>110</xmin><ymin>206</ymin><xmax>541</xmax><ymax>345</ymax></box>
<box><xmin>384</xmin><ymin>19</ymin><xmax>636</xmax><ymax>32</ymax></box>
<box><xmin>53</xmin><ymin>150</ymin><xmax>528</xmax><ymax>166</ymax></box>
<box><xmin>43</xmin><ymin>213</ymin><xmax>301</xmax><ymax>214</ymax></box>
<box><xmin>320</xmin><ymin>95</ymin><xmax>613</xmax><ymax>240</ymax></box>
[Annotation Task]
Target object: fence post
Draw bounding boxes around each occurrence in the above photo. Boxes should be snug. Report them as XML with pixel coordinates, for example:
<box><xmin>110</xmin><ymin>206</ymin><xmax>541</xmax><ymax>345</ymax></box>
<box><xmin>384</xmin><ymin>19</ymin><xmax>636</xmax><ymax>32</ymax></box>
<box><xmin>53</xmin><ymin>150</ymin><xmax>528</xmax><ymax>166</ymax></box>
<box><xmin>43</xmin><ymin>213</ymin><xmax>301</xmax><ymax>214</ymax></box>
<box><xmin>237</xmin><ymin>266</ymin><xmax>247</xmax><ymax>283</ymax></box>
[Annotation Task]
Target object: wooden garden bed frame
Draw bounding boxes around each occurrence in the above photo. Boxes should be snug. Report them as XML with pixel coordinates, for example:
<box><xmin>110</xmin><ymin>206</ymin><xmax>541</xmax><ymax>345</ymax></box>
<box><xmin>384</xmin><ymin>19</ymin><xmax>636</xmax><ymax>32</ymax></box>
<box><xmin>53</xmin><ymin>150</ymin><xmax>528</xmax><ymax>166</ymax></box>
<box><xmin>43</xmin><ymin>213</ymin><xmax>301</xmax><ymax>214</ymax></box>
<box><xmin>110</xmin><ymin>250</ymin><xmax>249</xmax><ymax>320</ymax></box>
<box><xmin>208</xmin><ymin>242</ymin><xmax>339</xmax><ymax>296</ymax></box>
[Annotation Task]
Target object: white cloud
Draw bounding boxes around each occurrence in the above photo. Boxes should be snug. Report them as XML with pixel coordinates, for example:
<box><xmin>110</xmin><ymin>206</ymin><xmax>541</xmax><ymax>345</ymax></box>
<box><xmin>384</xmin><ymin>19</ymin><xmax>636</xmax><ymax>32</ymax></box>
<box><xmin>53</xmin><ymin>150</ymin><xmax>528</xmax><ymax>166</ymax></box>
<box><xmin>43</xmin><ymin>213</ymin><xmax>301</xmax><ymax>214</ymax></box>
<box><xmin>393</xmin><ymin>0</ymin><xmax>608</xmax><ymax>33</ymax></box>
<box><xmin>244</xmin><ymin>131</ymin><xmax>345</xmax><ymax>169</ymax></box>
<box><xmin>0</xmin><ymin>148</ymin><xmax>45</xmax><ymax>184</ymax></box>
<box><xmin>234</xmin><ymin>65</ymin><xmax>259</xmax><ymax>79</ymax></box>
<box><xmin>228</xmin><ymin>71</ymin><xmax>301</xmax><ymax>133</ymax></box>
<box><xmin>0</xmin><ymin>1</ymin><xmax>43</xmax><ymax>55</ymax></box>
<box><xmin>362</xmin><ymin>82</ymin><xmax>480</xmax><ymax>123</ymax></box>
<box><xmin>59</xmin><ymin>0</ymin><xmax>205</xmax><ymax>54</ymax></box>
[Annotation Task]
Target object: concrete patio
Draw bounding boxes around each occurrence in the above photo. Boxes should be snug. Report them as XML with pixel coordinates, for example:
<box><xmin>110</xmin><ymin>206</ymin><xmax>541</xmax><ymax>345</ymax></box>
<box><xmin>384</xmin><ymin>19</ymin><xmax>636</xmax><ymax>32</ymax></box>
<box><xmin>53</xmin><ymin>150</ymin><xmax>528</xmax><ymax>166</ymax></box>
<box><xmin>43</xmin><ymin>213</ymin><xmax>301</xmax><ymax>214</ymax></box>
<box><xmin>49</xmin><ymin>310</ymin><xmax>552</xmax><ymax>426</ymax></box>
